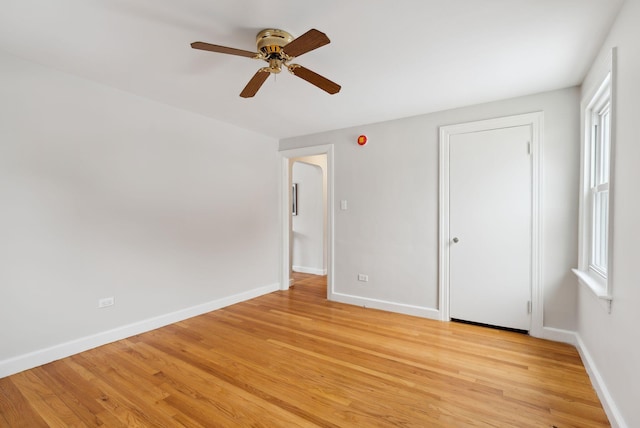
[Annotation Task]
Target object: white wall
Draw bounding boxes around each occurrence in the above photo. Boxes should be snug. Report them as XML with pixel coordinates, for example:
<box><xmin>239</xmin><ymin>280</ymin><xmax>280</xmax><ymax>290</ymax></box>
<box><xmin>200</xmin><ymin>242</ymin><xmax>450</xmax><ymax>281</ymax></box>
<box><xmin>0</xmin><ymin>51</ymin><xmax>280</xmax><ymax>374</ymax></box>
<box><xmin>576</xmin><ymin>1</ymin><xmax>640</xmax><ymax>426</ymax></box>
<box><xmin>281</xmin><ymin>87</ymin><xmax>580</xmax><ymax>329</ymax></box>
<box><xmin>292</xmin><ymin>161</ymin><xmax>325</xmax><ymax>275</ymax></box>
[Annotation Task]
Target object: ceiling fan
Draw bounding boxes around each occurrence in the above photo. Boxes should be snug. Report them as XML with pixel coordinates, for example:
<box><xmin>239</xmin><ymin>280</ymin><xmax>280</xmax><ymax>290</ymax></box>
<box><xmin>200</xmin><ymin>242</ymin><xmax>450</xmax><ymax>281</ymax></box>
<box><xmin>191</xmin><ymin>29</ymin><xmax>341</xmax><ymax>98</ymax></box>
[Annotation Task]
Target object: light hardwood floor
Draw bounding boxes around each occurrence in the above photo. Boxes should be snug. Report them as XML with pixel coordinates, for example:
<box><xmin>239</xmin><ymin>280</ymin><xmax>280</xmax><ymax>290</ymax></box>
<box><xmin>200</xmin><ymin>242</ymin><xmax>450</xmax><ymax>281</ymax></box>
<box><xmin>0</xmin><ymin>273</ymin><xmax>609</xmax><ymax>427</ymax></box>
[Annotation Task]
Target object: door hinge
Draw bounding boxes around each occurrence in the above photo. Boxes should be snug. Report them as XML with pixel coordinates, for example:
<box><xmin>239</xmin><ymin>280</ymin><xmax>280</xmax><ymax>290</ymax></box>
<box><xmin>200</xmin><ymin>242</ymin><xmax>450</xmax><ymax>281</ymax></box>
<box><xmin>527</xmin><ymin>300</ymin><xmax>532</xmax><ymax>314</ymax></box>
<box><xmin>527</xmin><ymin>141</ymin><xmax>531</xmax><ymax>155</ymax></box>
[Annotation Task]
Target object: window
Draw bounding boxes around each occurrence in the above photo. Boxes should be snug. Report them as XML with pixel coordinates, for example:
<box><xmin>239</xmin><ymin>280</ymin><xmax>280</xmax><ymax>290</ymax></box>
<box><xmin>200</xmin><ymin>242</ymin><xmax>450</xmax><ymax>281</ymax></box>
<box><xmin>589</xmin><ymin>83</ymin><xmax>610</xmax><ymax>278</ymax></box>
<box><xmin>574</xmin><ymin>64</ymin><xmax>614</xmax><ymax>304</ymax></box>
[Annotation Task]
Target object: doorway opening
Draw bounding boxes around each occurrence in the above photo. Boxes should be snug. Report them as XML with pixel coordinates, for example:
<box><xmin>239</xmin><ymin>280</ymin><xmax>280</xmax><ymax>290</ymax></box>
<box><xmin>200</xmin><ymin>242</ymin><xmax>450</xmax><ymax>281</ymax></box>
<box><xmin>279</xmin><ymin>145</ymin><xmax>334</xmax><ymax>299</ymax></box>
<box><xmin>291</xmin><ymin>159</ymin><xmax>327</xmax><ymax>277</ymax></box>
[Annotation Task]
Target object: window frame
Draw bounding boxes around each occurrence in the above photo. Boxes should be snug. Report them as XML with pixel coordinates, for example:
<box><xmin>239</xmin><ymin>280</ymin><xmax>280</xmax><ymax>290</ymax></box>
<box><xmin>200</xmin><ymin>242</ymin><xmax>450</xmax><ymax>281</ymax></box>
<box><xmin>573</xmin><ymin>49</ymin><xmax>616</xmax><ymax>309</ymax></box>
<box><xmin>589</xmin><ymin>85</ymin><xmax>610</xmax><ymax>279</ymax></box>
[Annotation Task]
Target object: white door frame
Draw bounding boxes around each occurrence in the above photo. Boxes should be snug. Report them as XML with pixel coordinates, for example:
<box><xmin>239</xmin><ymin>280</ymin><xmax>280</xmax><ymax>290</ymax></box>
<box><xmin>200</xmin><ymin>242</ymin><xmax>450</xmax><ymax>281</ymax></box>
<box><xmin>439</xmin><ymin>112</ymin><xmax>543</xmax><ymax>337</ymax></box>
<box><xmin>279</xmin><ymin>144</ymin><xmax>334</xmax><ymax>298</ymax></box>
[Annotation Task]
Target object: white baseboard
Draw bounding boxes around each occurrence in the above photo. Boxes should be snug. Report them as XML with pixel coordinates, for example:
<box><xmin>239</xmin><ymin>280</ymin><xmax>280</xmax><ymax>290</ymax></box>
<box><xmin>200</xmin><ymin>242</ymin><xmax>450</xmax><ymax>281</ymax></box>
<box><xmin>292</xmin><ymin>265</ymin><xmax>327</xmax><ymax>275</ymax></box>
<box><xmin>540</xmin><ymin>326</ymin><xmax>578</xmax><ymax>345</ymax></box>
<box><xmin>0</xmin><ymin>282</ymin><xmax>280</xmax><ymax>379</ymax></box>
<box><xmin>329</xmin><ymin>292</ymin><xmax>440</xmax><ymax>320</ymax></box>
<box><xmin>575</xmin><ymin>334</ymin><xmax>627</xmax><ymax>428</ymax></box>
<box><xmin>530</xmin><ymin>327</ymin><xmax>625</xmax><ymax>427</ymax></box>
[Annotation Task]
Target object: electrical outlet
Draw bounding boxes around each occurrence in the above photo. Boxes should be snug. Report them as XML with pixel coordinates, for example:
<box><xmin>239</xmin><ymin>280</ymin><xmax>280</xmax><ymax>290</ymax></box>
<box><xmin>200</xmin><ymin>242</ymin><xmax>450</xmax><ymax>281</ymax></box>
<box><xmin>357</xmin><ymin>274</ymin><xmax>369</xmax><ymax>282</ymax></box>
<box><xmin>98</xmin><ymin>297</ymin><xmax>114</xmax><ymax>308</ymax></box>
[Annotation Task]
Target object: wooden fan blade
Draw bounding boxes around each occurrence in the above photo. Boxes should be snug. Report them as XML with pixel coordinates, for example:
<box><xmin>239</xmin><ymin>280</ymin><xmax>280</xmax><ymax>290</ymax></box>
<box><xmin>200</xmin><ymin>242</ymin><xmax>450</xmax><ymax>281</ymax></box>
<box><xmin>282</xmin><ymin>29</ymin><xmax>330</xmax><ymax>58</ymax></box>
<box><xmin>240</xmin><ymin>69</ymin><xmax>271</xmax><ymax>98</ymax></box>
<box><xmin>191</xmin><ymin>42</ymin><xmax>257</xmax><ymax>58</ymax></box>
<box><xmin>289</xmin><ymin>65</ymin><xmax>341</xmax><ymax>95</ymax></box>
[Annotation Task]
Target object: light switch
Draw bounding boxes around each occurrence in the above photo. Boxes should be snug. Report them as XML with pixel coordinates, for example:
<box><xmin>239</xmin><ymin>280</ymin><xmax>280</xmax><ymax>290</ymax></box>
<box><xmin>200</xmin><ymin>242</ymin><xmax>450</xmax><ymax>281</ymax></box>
<box><xmin>340</xmin><ymin>200</ymin><xmax>348</xmax><ymax>210</ymax></box>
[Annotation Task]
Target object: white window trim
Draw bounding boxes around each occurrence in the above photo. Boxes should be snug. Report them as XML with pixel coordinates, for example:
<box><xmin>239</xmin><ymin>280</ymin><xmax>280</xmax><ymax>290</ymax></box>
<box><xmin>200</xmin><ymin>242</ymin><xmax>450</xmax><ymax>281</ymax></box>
<box><xmin>574</xmin><ymin>48</ymin><xmax>616</xmax><ymax>310</ymax></box>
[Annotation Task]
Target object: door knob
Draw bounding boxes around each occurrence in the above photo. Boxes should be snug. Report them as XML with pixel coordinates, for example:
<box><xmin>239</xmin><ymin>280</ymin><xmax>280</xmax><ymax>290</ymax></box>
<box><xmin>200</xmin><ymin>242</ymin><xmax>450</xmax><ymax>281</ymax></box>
<box><xmin>452</xmin><ymin>237</ymin><xmax>459</xmax><ymax>243</ymax></box>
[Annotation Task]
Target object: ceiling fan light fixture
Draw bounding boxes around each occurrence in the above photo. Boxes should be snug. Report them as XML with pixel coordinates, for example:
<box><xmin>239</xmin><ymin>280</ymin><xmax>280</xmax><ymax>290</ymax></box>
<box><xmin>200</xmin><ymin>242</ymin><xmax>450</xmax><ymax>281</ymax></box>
<box><xmin>267</xmin><ymin>58</ymin><xmax>283</xmax><ymax>73</ymax></box>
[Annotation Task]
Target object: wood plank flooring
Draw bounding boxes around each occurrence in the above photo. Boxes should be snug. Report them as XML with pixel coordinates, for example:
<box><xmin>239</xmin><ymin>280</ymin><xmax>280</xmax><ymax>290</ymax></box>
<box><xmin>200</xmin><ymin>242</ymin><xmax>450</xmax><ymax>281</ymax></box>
<box><xmin>0</xmin><ymin>273</ymin><xmax>609</xmax><ymax>427</ymax></box>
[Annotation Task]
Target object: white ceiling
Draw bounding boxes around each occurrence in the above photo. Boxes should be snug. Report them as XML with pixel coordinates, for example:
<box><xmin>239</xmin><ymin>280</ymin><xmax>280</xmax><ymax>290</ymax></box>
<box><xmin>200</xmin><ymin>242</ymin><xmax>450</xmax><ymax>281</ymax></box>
<box><xmin>0</xmin><ymin>0</ymin><xmax>624</xmax><ymax>139</ymax></box>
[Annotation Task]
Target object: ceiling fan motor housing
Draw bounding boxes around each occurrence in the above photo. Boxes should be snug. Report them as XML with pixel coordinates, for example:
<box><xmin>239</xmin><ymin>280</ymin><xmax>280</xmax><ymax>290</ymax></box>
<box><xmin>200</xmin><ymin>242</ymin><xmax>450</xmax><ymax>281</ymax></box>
<box><xmin>256</xmin><ymin>29</ymin><xmax>293</xmax><ymax>58</ymax></box>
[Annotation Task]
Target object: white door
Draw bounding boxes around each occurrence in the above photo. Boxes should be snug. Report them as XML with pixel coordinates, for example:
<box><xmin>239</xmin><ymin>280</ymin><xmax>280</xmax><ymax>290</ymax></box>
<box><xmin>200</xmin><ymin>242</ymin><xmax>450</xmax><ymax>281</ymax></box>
<box><xmin>449</xmin><ymin>125</ymin><xmax>532</xmax><ymax>331</ymax></box>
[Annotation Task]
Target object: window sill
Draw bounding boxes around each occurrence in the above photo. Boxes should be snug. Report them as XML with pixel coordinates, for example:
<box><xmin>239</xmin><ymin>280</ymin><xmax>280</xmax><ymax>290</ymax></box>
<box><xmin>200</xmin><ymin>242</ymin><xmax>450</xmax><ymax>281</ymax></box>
<box><xmin>572</xmin><ymin>268</ymin><xmax>612</xmax><ymax>302</ymax></box>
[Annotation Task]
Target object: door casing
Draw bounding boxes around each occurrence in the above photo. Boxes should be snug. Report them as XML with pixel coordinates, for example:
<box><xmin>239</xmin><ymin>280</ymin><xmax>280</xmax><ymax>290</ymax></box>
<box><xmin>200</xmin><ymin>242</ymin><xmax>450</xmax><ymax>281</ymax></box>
<box><xmin>439</xmin><ymin>112</ymin><xmax>543</xmax><ymax>337</ymax></box>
